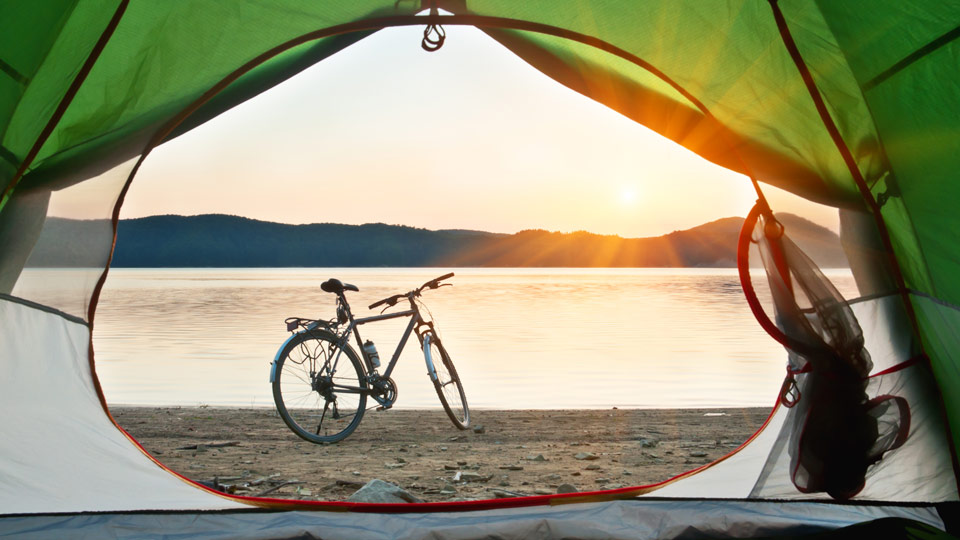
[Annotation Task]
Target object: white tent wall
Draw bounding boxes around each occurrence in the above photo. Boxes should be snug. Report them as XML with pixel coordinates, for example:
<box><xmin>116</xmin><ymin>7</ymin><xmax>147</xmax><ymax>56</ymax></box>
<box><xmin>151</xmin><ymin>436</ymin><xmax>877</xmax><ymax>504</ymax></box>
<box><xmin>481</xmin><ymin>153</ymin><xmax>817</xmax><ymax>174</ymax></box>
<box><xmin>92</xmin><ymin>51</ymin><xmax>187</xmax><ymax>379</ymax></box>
<box><xmin>0</xmin><ymin>299</ymin><xmax>248</xmax><ymax>514</ymax></box>
<box><xmin>648</xmin><ymin>296</ymin><xmax>958</xmax><ymax>502</ymax></box>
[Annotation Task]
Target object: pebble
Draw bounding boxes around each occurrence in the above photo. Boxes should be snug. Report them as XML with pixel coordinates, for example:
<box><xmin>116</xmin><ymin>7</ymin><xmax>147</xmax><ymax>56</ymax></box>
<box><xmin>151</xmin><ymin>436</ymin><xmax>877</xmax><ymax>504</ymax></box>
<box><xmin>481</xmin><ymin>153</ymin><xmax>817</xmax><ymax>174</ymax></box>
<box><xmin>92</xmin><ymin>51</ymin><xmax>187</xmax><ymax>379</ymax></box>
<box><xmin>635</xmin><ymin>438</ymin><xmax>659</xmax><ymax>448</ymax></box>
<box><xmin>574</xmin><ymin>452</ymin><xmax>599</xmax><ymax>461</ymax></box>
<box><xmin>534</xmin><ymin>488</ymin><xmax>553</xmax><ymax>495</ymax></box>
<box><xmin>557</xmin><ymin>483</ymin><xmax>577</xmax><ymax>494</ymax></box>
<box><xmin>499</xmin><ymin>465</ymin><xmax>524</xmax><ymax>471</ymax></box>
<box><xmin>689</xmin><ymin>451</ymin><xmax>708</xmax><ymax>458</ymax></box>
<box><xmin>457</xmin><ymin>472</ymin><xmax>492</xmax><ymax>483</ymax></box>
<box><xmin>347</xmin><ymin>479</ymin><xmax>423</xmax><ymax>503</ymax></box>
<box><xmin>584</xmin><ymin>465</ymin><xmax>601</xmax><ymax>471</ymax></box>
<box><xmin>472</xmin><ymin>425</ymin><xmax>485</xmax><ymax>434</ymax></box>
<box><xmin>526</xmin><ymin>454</ymin><xmax>547</xmax><ymax>462</ymax></box>
<box><xmin>545</xmin><ymin>474</ymin><xmax>562</xmax><ymax>482</ymax></box>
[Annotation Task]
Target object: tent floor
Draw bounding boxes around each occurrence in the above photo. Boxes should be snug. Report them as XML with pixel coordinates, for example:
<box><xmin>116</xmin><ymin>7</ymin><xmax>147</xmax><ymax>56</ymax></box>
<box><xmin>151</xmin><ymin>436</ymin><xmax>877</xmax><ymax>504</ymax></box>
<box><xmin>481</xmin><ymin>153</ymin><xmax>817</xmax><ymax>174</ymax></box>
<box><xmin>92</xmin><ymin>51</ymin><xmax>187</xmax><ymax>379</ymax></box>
<box><xmin>1</xmin><ymin>499</ymin><xmax>954</xmax><ymax>539</ymax></box>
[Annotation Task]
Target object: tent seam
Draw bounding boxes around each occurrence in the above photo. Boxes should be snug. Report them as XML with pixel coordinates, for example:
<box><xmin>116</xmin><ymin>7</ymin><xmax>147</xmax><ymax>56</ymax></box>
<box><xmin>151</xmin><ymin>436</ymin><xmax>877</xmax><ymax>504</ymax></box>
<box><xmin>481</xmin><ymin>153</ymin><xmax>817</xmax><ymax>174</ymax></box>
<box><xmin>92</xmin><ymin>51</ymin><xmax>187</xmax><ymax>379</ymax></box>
<box><xmin>0</xmin><ymin>292</ymin><xmax>87</xmax><ymax>326</ymax></box>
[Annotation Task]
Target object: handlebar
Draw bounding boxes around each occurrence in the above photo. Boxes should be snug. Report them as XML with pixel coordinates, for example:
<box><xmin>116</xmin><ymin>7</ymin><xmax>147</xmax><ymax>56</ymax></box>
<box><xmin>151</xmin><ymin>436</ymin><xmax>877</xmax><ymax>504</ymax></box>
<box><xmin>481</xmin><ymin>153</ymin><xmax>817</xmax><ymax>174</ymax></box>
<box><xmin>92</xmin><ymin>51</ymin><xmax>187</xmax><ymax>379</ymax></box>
<box><xmin>368</xmin><ymin>272</ymin><xmax>455</xmax><ymax>310</ymax></box>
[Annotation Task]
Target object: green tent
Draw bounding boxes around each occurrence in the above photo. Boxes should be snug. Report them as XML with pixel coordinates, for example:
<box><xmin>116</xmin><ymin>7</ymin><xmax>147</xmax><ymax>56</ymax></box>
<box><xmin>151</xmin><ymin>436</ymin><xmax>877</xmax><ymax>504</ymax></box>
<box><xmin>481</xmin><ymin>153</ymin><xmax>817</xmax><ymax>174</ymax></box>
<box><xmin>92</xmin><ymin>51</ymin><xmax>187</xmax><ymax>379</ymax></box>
<box><xmin>1</xmin><ymin>2</ymin><xmax>958</xmax><ymax>537</ymax></box>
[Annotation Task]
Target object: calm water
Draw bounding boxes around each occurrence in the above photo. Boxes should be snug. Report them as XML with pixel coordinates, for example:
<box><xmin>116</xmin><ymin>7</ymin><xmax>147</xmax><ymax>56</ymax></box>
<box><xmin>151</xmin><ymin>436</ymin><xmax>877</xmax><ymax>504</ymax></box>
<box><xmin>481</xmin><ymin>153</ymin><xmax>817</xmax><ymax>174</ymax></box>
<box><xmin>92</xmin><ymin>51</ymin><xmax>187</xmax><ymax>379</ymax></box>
<box><xmin>92</xmin><ymin>268</ymin><xmax>856</xmax><ymax>409</ymax></box>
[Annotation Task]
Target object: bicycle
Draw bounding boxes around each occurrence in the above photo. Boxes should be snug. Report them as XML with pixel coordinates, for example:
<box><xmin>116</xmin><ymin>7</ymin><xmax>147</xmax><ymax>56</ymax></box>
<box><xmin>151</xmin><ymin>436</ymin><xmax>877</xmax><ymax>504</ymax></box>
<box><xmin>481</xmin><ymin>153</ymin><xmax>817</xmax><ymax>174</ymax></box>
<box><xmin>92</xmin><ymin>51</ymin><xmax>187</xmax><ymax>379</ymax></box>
<box><xmin>270</xmin><ymin>272</ymin><xmax>469</xmax><ymax>443</ymax></box>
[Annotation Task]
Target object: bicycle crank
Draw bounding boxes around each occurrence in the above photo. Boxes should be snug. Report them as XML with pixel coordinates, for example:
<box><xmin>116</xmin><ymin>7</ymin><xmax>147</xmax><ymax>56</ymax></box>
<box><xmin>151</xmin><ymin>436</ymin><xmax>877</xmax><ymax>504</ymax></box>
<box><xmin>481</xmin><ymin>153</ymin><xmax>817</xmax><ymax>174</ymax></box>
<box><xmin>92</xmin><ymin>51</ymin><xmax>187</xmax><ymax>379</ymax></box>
<box><xmin>368</xmin><ymin>375</ymin><xmax>398</xmax><ymax>410</ymax></box>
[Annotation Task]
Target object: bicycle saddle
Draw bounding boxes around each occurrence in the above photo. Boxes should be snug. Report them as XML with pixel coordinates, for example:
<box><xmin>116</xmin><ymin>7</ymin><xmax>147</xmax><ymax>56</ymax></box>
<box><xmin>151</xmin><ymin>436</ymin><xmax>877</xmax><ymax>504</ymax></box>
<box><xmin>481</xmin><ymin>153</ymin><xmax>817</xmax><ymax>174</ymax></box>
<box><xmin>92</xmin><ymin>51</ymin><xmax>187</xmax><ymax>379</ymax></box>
<box><xmin>321</xmin><ymin>278</ymin><xmax>359</xmax><ymax>295</ymax></box>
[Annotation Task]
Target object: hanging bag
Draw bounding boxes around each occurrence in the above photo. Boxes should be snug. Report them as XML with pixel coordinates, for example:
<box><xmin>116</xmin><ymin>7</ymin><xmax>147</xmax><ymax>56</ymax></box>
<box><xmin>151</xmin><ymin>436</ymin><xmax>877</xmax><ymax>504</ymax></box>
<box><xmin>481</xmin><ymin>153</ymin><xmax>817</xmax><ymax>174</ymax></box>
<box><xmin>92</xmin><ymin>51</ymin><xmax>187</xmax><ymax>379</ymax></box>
<box><xmin>737</xmin><ymin>202</ymin><xmax>909</xmax><ymax>499</ymax></box>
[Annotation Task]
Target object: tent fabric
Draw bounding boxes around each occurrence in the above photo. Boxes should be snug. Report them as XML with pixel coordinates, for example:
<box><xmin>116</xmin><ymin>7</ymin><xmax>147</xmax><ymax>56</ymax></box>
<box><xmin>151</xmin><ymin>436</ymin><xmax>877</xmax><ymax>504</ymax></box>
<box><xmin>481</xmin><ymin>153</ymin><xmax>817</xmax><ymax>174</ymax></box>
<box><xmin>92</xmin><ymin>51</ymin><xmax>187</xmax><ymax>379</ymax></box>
<box><xmin>0</xmin><ymin>299</ymin><xmax>248</xmax><ymax>514</ymax></box>
<box><xmin>2</xmin><ymin>0</ymin><xmax>960</xmax><ymax>536</ymax></box>
<box><xmin>0</xmin><ymin>502</ymin><xmax>948</xmax><ymax>540</ymax></box>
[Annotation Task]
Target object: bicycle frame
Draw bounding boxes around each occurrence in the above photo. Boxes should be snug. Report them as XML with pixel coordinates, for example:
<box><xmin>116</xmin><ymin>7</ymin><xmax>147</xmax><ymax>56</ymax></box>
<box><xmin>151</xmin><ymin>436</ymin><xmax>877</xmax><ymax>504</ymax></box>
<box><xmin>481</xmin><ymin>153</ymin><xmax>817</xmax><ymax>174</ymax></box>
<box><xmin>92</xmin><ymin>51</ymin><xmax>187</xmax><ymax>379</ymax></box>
<box><xmin>335</xmin><ymin>295</ymin><xmax>434</xmax><ymax>381</ymax></box>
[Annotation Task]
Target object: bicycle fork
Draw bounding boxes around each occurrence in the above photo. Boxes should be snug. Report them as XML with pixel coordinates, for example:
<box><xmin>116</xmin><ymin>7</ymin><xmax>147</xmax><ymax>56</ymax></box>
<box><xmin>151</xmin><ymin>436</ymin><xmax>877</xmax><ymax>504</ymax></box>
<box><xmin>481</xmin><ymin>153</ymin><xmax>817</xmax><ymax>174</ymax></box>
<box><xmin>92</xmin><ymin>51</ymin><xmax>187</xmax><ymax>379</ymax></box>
<box><xmin>422</xmin><ymin>332</ymin><xmax>439</xmax><ymax>383</ymax></box>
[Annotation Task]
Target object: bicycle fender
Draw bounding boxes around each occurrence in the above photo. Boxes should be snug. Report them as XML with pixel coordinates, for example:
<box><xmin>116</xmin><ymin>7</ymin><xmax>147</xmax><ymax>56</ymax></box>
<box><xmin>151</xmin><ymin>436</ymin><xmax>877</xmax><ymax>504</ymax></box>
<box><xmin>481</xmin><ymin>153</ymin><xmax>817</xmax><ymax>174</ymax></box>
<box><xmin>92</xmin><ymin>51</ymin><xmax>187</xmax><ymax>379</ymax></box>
<box><xmin>423</xmin><ymin>333</ymin><xmax>438</xmax><ymax>382</ymax></box>
<box><xmin>269</xmin><ymin>327</ymin><xmax>315</xmax><ymax>383</ymax></box>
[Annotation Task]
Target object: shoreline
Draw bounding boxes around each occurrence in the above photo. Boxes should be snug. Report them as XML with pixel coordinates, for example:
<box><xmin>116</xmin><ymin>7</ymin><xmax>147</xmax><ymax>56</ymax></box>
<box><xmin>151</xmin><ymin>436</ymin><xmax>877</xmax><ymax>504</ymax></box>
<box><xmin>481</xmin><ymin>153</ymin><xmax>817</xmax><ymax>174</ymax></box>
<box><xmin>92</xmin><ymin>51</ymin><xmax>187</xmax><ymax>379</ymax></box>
<box><xmin>114</xmin><ymin>406</ymin><xmax>770</xmax><ymax>502</ymax></box>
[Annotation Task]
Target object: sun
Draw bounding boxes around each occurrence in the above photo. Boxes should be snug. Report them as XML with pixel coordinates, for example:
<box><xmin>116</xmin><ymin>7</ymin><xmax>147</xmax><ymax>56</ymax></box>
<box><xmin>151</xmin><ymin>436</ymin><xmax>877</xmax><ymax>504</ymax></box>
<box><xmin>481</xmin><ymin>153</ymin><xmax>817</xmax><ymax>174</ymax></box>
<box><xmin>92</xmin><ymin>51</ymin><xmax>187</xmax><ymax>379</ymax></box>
<box><xmin>618</xmin><ymin>186</ymin><xmax>638</xmax><ymax>206</ymax></box>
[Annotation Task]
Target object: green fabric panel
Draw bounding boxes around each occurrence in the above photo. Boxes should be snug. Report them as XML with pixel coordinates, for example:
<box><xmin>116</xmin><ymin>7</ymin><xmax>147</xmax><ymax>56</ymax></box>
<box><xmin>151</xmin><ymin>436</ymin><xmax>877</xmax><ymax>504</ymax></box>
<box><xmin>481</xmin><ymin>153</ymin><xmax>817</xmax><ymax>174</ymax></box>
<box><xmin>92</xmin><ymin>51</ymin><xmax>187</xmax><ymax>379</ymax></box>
<box><xmin>876</xmin><ymin>177</ymin><xmax>935</xmax><ymax>295</ymax></box>
<box><xmin>19</xmin><ymin>32</ymin><xmax>384</xmax><ymax>193</ymax></box>
<box><xmin>483</xmin><ymin>27</ymin><xmax>838</xmax><ymax>206</ymax></box>
<box><xmin>0</xmin><ymin>0</ymin><xmax>77</xmax><ymax>142</ymax></box>
<box><xmin>776</xmin><ymin>2</ymin><xmax>887</xmax><ymax>189</ymax></box>
<box><xmin>816</xmin><ymin>1</ymin><xmax>960</xmax><ymax>305</ymax></box>
<box><xmin>913</xmin><ymin>296</ymin><xmax>960</xmax><ymax>476</ymax></box>
<box><xmin>20</xmin><ymin>1</ymin><xmax>415</xmax><ymax>188</ymax></box>
<box><xmin>866</xmin><ymin>51</ymin><xmax>960</xmax><ymax>305</ymax></box>
<box><xmin>0</xmin><ymin>1</ymin><xmax>117</xmax><ymax>189</ymax></box>
<box><xmin>444</xmin><ymin>0</ymin><xmax>861</xmax><ymax>205</ymax></box>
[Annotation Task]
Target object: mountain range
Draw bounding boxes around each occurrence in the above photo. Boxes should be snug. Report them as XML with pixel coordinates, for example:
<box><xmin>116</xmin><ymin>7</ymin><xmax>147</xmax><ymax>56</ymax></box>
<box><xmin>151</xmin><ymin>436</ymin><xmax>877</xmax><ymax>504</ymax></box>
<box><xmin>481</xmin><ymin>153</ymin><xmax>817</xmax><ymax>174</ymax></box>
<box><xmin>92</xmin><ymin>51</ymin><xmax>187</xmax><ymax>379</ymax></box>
<box><xmin>26</xmin><ymin>213</ymin><xmax>847</xmax><ymax>268</ymax></box>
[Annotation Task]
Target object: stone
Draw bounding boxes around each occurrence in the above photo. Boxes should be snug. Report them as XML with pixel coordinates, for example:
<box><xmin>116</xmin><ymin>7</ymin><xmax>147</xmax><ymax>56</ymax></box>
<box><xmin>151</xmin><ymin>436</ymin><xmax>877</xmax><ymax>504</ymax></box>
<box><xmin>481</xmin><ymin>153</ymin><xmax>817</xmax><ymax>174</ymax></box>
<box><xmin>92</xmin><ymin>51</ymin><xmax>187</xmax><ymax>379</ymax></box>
<box><xmin>584</xmin><ymin>464</ymin><xmax>601</xmax><ymax>471</ymax></box>
<box><xmin>636</xmin><ymin>438</ymin><xmax>659</xmax><ymax>448</ymax></box>
<box><xmin>534</xmin><ymin>488</ymin><xmax>553</xmax><ymax>495</ymax></box>
<box><xmin>459</xmin><ymin>472</ymin><xmax>492</xmax><ymax>483</ymax></box>
<box><xmin>472</xmin><ymin>424</ymin><xmax>486</xmax><ymax>434</ymax></box>
<box><xmin>545</xmin><ymin>473</ymin><xmax>562</xmax><ymax>482</ymax></box>
<box><xmin>526</xmin><ymin>454</ymin><xmax>547</xmax><ymax>462</ymax></box>
<box><xmin>557</xmin><ymin>484</ymin><xmax>578</xmax><ymax>494</ymax></box>
<box><xmin>689</xmin><ymin>451</ymin><xmax>708</xmax><ymax>458</ymax></box>
<box><xmin>499</xmin><ymin>465</ymin><xmax>524</xmax><ymax>471</ymax></box>
<box><xmin>347</xmin><ymin>479</ymin><xmax>423</xmax><ymax>503</ymax></box>
<box><xmin>385</xmin><ymin>462</ymin><xmax>407</xmax><ymax>469</ymax></box>
<box><xmin>574</xmin><ymin>452</ymin><xmax>599</xmax><ymax>461</ymax></box>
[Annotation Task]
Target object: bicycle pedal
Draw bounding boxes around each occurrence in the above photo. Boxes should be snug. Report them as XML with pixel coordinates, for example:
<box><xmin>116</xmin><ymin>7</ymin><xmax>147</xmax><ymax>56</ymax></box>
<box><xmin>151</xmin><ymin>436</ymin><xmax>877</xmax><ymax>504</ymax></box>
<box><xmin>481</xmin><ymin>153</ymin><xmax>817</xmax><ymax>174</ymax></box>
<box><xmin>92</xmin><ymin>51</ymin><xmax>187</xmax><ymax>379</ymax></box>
<box><xmin>376</xmin><ymin>405</ymin><xmax>393</xmax><ymax>411</ymax></box>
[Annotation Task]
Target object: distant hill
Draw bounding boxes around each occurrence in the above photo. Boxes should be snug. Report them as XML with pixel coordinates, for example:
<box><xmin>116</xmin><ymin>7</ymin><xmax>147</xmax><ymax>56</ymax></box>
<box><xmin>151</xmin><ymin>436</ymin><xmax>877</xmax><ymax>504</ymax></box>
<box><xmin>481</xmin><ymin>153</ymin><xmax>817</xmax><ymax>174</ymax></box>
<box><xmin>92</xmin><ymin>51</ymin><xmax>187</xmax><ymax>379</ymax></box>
<box><xmin>25</xmin><ymin>213</ymin><xmax>847</xmax><ymax>268</ymax></box>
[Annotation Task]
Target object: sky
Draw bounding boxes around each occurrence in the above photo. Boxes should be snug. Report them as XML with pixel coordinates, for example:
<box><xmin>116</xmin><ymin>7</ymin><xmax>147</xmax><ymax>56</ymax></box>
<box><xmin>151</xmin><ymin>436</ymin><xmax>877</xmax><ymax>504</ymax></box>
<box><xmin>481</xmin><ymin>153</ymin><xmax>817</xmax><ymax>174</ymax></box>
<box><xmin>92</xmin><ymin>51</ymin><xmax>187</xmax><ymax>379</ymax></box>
<box><xmin>119</xmin><ymin>23</ymin><xmax>840</xmax><ymax>238</ymax></box>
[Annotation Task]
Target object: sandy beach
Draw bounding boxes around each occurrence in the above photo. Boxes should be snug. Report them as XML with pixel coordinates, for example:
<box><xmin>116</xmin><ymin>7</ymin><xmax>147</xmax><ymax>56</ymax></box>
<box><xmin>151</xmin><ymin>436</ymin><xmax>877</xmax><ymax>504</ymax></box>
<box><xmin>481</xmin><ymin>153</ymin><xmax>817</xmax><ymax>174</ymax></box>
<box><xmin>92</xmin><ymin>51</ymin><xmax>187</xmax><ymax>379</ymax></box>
<box><xmin>113</xmin><ymin>406</ymin><xmax>770</xmax><ymax>502</ymax></box>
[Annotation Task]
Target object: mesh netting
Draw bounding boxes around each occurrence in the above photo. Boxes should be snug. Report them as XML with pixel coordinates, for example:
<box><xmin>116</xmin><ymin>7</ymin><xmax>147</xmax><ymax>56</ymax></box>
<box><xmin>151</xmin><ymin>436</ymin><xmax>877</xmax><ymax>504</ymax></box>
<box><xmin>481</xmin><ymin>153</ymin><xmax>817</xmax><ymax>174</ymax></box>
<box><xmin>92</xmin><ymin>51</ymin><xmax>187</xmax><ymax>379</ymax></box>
<box><xmin>740</xmin><ymin>205</ymin><xmax>910</xmax><ymax>500</ymax></box>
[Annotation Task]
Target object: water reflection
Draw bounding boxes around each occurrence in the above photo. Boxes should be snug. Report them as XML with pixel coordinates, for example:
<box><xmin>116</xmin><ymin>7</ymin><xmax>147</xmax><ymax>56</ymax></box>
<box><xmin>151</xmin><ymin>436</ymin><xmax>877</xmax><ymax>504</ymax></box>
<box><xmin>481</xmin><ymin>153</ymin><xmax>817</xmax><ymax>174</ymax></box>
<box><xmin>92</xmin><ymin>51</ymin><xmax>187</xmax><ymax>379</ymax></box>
<box><xmin>91</xmin><ymin>268</ymin><xmax>857</xmax><ymax>409</ymax></box>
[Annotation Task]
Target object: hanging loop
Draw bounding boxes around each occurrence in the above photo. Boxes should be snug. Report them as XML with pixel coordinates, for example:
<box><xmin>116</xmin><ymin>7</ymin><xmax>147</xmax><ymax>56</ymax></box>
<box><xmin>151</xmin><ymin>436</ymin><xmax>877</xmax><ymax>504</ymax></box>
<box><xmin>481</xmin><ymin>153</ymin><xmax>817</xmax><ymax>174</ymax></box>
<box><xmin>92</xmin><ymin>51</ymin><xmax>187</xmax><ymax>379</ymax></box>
<box><xmin>421</xmin><ymin>4</ymin><xmax>445</xmax><ymax>52</ymax></box>
<box><xmin>422</xmin><ymin>22</ymin><xmax>445</xmax><ymax>51</ymax></box>
<box><xmin>780</xmin><ymin>375</ymin><xmax>801</xmax><ymax>408</ymax></box>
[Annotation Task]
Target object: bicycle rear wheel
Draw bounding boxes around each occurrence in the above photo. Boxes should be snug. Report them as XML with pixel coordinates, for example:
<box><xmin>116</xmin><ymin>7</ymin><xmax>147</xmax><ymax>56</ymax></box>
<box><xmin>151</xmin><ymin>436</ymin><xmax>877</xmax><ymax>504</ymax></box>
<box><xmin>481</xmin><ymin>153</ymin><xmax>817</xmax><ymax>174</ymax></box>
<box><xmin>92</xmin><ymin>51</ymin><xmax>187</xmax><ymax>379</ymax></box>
<box><xmin>272</xmin><ymin>330</ymin><xmax>367</xmax><ymax>443</ymax></box>
<box><xmin>426</xmin><ymin>335</ymin><xmax>470</xmax><ymax>429</ymax></box>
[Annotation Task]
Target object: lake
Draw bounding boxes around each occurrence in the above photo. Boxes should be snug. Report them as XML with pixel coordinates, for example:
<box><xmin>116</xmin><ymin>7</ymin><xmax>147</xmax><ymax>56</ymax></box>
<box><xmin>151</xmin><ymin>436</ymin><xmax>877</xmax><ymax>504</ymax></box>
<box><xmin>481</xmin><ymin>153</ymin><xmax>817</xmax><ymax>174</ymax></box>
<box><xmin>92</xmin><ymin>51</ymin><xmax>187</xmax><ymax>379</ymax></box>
<box><xmin>92</xmin><ymin>268</ymin><xmax>857</xmax><ymax>409</ymax></box>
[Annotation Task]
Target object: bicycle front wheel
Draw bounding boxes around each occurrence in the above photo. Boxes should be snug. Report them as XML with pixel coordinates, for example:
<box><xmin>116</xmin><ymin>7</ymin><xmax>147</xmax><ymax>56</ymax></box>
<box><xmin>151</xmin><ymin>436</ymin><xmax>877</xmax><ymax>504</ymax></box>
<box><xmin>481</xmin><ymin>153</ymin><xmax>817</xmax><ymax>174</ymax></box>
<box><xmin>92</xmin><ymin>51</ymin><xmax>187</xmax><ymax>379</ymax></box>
<box><xmin>426</xmin><ymin>336</ymin><xmax>470</xmax><ymax>430</ymax></box>
<box><xmin>273</xmin><ymin>330</ymin><xmax>367</xmax><ymax>443</ymax></box>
